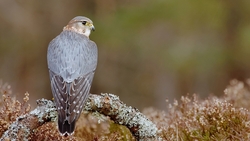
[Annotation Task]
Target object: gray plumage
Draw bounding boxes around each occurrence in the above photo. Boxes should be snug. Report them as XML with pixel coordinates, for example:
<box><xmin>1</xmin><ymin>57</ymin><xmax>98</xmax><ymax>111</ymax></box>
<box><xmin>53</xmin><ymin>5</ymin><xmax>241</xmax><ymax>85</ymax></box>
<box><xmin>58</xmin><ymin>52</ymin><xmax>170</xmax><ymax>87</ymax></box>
<box><xmin>47</xmin><ymin>16</ymin><xmax>97</xmax><ymax>135</ymax></box>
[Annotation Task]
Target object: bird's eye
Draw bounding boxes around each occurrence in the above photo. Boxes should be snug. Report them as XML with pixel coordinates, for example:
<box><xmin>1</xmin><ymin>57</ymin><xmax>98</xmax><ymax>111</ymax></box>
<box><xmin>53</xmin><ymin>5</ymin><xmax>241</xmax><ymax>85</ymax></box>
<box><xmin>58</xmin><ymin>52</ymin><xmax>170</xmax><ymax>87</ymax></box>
<box><xmin>82</xmin><ymin>21</ymin><xmax>87</xmax><ymax>25</ymax></box>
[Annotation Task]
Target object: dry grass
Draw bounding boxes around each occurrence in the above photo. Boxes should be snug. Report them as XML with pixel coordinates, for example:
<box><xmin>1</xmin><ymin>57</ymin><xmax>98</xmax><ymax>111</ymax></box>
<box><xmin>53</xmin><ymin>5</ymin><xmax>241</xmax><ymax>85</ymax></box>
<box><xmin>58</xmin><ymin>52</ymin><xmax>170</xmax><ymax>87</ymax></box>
<box><xmin>143</xmin><ymin>79</ymin><xmax>250</xmax><ymax>141</ymax></box>
<box><xmin>0</xmin><ymin>81</ymin><xmax>30</xmax><ymax>137</ymax></box>
<box><xmin>1</xmin><ymin>79</ymin><xmax>250</xmax><ymax>140</ymax></box>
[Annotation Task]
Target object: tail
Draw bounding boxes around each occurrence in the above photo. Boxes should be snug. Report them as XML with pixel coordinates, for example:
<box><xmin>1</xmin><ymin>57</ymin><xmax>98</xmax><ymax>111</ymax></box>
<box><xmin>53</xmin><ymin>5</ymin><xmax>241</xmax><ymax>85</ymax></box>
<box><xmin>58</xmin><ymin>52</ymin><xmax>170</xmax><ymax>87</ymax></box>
<box><xmin>58</xmin><ymin>119</ymin><xmax>76</xmax><ymax>136</ymax></box>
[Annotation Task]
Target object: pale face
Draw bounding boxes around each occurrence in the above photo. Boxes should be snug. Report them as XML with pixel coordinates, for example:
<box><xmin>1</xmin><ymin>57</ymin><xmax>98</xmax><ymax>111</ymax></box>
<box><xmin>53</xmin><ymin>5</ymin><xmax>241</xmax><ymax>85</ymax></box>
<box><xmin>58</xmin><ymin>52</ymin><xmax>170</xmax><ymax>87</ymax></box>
<box><xmin>63</xmin><ymin>16</ymin><xmax>95</xmax><ymax>37</ymax></box>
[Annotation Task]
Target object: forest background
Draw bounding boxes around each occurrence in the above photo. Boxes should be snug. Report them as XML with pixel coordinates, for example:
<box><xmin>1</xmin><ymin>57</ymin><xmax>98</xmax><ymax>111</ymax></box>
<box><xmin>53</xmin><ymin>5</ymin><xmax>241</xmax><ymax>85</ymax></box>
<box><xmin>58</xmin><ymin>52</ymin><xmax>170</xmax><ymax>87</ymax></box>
<box><xmin>0</xmin><ymin>0</ymin><xmax>249</xmax><ymax>110</ymax></box>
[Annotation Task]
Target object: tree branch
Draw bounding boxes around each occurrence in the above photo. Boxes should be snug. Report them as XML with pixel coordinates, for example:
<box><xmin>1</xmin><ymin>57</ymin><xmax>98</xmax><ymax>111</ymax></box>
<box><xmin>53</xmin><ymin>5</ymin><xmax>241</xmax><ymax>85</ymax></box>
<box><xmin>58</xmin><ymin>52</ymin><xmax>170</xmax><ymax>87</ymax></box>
<box><xmin>85</xmin><ymin>93</ymin><xmax>158</xmax><ymax>140</ymax></box>
<box><xmin>0</xmin><ymin>93</ymin><xmax>158</xmax><ymax>141</ymax></box>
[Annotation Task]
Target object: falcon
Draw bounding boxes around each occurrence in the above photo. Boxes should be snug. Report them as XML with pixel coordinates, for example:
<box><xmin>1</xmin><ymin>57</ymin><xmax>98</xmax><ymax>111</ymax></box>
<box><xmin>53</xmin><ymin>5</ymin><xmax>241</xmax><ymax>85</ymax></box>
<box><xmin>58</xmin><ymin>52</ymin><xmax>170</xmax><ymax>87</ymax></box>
<box><xmin>47</xmin><ymin>16</ymin><xmax>97</xmax><ymax>135</ymax></box>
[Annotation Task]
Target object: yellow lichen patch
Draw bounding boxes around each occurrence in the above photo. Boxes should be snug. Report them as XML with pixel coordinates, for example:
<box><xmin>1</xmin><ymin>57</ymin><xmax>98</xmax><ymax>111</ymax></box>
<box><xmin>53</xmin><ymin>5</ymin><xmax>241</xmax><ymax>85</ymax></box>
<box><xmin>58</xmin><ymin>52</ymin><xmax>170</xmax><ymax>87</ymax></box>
<box><xmin>108</xmin><ymin>121</ymin><xmax>136</xmax><ymax>141</ymax></box>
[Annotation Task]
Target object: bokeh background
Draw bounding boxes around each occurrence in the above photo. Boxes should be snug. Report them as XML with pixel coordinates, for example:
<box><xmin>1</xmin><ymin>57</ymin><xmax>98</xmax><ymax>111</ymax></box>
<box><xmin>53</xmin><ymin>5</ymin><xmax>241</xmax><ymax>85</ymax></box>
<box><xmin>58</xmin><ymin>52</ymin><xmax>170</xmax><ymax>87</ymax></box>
<box><xmin>0</xmin><ymin>0</ymin><xmax>250</xmax><ymax>110</ymax></box>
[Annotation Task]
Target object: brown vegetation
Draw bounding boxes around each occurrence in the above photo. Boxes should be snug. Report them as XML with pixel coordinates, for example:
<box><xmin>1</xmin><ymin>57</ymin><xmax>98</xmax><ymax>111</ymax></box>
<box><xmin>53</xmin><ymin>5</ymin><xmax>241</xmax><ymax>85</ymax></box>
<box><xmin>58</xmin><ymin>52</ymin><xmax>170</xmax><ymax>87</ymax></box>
<box><xmin>1</xmin><ymin>79</ymin><xmax>250</xmax><ymax>140</ymax></box>
<box><xmin>144</xmin><ymin>79</ymin><xmax>250</xmax><ymax>140</ymax></box>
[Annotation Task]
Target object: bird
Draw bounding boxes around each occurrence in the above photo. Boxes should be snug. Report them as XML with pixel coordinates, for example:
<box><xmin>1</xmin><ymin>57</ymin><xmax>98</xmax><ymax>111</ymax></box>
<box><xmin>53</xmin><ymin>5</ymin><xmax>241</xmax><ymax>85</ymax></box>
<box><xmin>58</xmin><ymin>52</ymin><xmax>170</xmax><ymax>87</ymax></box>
<box><xmin>47</xmin><ymin>16</ymin><xmax>97</xmax><ymax>136</ymax></box>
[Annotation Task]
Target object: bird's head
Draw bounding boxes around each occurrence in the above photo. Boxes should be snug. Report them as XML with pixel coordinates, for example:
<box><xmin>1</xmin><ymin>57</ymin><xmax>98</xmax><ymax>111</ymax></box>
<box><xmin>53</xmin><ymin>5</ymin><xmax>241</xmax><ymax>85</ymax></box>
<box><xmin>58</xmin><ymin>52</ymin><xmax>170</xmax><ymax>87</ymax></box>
<box><xmin>63</xmin><ymin>16</ymin><xmax>95</xmax><ymax>38</ymax></box>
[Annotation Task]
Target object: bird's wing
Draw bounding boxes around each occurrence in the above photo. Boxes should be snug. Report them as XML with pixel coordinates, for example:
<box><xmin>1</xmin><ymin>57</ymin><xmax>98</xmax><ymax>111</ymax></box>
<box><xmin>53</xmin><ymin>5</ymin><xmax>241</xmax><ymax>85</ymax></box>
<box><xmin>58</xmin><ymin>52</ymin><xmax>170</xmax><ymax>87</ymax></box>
<box><xmin>49</xmin><ymin>69</ymin><xmax>95</xmax><ymax>124</ymax></box>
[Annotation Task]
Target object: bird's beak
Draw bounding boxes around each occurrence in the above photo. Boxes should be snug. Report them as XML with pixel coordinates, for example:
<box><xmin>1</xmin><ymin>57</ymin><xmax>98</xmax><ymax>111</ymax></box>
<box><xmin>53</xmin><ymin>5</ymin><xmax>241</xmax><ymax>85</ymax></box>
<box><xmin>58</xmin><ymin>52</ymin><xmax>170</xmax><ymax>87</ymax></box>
<box><xmin>90</xmin><ymin>24</ymin><xmax>95</xmax><ymax>32</ymax></box>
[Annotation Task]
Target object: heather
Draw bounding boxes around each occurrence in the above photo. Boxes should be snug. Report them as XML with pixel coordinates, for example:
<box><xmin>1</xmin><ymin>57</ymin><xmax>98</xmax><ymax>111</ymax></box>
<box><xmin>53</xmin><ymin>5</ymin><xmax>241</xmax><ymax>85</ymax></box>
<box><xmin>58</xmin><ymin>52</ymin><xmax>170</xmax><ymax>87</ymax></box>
<box><xmin>1</xmin><ymin>79</ymin><xmax>250</xmax><ymax>140</ymax></box>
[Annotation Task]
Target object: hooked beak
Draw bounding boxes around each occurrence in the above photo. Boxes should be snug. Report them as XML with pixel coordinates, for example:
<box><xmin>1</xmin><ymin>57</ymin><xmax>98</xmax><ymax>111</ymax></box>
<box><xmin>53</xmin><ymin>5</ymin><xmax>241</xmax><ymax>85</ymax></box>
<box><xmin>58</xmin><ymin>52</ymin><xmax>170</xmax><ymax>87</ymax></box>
<box><xmin>90</xmin><ymin>24</ymin><xmax>95</xmax><ymax>31</ymax></box>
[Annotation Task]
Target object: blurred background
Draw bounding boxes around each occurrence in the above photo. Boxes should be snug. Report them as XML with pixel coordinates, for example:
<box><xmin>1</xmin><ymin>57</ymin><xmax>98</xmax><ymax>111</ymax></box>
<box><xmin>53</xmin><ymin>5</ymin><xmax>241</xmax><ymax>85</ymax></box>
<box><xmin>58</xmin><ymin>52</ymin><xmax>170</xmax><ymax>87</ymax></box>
<box><xmin>0</xmin><ymin>0</ymin><xmax>250</xmax><ymax>110</ymax></box>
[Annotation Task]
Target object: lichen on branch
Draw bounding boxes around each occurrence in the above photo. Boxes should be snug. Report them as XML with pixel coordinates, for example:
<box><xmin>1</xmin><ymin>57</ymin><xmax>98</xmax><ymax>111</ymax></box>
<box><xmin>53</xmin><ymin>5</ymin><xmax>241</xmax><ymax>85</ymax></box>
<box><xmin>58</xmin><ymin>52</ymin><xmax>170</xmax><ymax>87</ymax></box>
<box><xmin>0</xmin><ymin>92</ymin><xmax>158</xmax><ymax>140</ymax></box>
<box><xmin>85</xmin><ymin>93</ymin><xmax>158</xmax><ymax>140</ymax></box>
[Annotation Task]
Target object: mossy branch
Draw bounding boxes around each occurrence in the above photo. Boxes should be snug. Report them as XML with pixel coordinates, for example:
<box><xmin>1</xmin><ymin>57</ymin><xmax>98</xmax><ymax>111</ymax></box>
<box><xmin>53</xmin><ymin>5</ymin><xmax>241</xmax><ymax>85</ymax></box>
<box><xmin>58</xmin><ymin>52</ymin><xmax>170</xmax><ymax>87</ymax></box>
<box><xmin>0</xmin><ymin>94</ymin><xmax>158</xmax><ymax>141</ymax></box>
<box><xmin>85</xmin><ymin>93</ymin><xmax>158</xmax><ymax>140</ymax></box>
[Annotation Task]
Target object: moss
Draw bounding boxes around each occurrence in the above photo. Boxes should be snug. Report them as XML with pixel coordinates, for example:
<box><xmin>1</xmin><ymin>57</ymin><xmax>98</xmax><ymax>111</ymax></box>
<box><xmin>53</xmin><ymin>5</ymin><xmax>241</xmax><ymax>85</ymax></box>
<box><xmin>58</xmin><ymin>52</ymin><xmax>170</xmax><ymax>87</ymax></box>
<box><xmin>109</xmin><ymin>121</ymin><xmax>136</xmax><ymax>141</ymax></box>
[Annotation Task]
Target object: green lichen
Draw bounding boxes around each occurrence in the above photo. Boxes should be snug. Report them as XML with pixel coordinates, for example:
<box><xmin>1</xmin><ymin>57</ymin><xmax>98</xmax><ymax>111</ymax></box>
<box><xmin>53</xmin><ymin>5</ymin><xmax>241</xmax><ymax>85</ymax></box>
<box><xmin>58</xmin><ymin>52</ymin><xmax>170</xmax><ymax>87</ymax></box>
<box><xmin>109</xmin><ymin>121</ymin><xmax>136</xmax><ymax>141</ymax></box>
